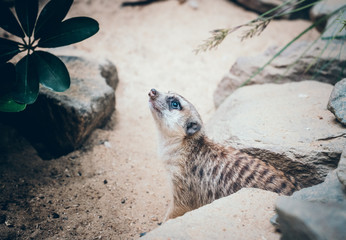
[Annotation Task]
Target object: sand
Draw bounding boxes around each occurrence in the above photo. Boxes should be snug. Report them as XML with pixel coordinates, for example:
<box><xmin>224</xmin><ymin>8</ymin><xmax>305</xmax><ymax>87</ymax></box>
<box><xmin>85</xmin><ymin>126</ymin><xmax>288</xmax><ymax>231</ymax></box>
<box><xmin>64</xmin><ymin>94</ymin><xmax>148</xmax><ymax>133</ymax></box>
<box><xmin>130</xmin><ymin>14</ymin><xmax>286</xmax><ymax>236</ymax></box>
<box><xmin>0</xmin><ymin>0</ymin><xmax>319</xmax><ymax>239</ymax></box>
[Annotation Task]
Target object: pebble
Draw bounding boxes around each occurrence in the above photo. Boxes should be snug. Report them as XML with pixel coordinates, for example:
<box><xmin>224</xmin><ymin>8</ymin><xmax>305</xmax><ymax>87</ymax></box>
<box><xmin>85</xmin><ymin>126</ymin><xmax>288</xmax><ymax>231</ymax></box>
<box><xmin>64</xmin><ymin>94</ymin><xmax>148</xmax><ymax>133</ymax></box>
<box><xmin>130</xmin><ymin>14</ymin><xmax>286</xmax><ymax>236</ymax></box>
<box><xmin>104</xmin><ymin>141</ymin><xmax>112</xmax><ymax>148</ymax></box>
<box><xmin>52</xmin><ymin>212</ymin><xmax>60</xmax><ymax>219</ymax></box>
<box><xmin>5</xmin><ymin>220</ymin><xmax>14</xmax><ymax>228</ymax></box>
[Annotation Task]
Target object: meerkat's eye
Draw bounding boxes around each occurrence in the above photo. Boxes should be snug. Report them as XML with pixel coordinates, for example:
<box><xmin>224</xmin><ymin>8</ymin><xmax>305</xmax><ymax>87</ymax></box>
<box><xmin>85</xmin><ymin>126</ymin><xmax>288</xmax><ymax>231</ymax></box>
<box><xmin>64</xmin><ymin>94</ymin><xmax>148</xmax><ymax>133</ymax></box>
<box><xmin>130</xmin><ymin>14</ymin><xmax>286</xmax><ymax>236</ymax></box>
<box><xmin>170</xmin><ymin>100</ymin><xmax>181</xmax><ymax>110</ymax></box>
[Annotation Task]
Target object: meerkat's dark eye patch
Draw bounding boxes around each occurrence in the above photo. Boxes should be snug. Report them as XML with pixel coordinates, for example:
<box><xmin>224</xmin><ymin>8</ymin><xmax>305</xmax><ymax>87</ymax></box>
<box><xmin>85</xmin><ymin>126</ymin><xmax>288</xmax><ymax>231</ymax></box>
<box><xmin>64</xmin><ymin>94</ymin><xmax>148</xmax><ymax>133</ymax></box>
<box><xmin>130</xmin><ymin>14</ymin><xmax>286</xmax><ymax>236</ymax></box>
<box><xmin>167</xmin><ymin>97</ymin><xmax>182</xmax><ymax>111</ymax></box>
<box><xmin>186</xmin><ymin>120</ymin><xmax>201</xmax><ymax>136</ymax></box>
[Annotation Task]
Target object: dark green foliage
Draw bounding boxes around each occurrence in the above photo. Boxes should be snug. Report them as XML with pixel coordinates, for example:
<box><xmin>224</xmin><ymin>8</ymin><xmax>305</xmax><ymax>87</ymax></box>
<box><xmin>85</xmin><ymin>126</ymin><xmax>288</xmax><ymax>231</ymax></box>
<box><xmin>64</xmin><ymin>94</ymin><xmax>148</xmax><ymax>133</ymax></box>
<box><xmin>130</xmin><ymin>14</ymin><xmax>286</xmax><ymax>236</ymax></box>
<box><xmin>38</xmin><ymin>17</ymin><xmax>99</xmax><ymax>48</ymax></box>
<box><xmin>34</xmin><ymin>0</ymin><xmax>73</xmax><ymax>38</ymax></box>
<box><xmin>32</xmin><ymin>51</ymin><xmax>70</xmax><ymax>92</ymax></box>
<box><xmin>0</xmin><ymin>38</ymin><xmax>20</xmax><ymax>62</ymax></box>
<box><xmin>0</xmin><ymin>2</ymin><xmax>25</xmax><ymax>38</ymax></box>
<box><xmin>0</xmin><ymin>0</ymin><xmax>99</xmax><ymax>112</ymax></box>
<box><xmin>12</xmin><ymin>54</ymin><xmax>39</xmax><ymax>104</ymax></box>
<box><xmin>0</xmin><ymin>63</ymin><xmax>26</xmax><ymax>112</ymax></box>
<box><xmin>15</xmin><ymin>0</ymin><xmax>38</xmax><ymax>37</ymax></box>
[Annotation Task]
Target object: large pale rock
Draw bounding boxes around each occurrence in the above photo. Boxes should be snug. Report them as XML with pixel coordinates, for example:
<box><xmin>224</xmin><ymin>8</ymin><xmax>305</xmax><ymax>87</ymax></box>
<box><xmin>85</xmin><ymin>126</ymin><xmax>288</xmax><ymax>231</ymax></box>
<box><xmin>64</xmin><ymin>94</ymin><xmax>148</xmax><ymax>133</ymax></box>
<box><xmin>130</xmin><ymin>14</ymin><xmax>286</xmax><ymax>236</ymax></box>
<box><xmin>143</xmin><ymin>188</ymin><xmax>280</xmax><ymax>240</ymax></box>
<box><xmin>214</xmin><ymin>40</ymin><xmax>346</xmax><ymax>108</ymax></box>
<box><xmin>207</xmin><ymin>81</ymin><xmax>345</xmax><ymax>187</ymax></box>
<box><xmin>0</xmin><ymin>54</ymin><xmax>118</xmax><ymax>159</ymax></box>
<box><xmin>328</xmin><ymin>79</ymin><xmax>346</xmax><ymax>126</ymax></box>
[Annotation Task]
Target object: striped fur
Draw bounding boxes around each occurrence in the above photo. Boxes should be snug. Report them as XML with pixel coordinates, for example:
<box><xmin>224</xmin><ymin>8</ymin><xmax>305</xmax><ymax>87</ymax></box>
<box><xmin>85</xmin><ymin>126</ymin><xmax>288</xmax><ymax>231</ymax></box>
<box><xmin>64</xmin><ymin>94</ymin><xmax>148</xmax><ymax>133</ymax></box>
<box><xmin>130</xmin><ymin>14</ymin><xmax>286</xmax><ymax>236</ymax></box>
<box><xmin>148</xmin><ymin>89</ymin><xmax>300</xmax><ymax>220</ymax></box>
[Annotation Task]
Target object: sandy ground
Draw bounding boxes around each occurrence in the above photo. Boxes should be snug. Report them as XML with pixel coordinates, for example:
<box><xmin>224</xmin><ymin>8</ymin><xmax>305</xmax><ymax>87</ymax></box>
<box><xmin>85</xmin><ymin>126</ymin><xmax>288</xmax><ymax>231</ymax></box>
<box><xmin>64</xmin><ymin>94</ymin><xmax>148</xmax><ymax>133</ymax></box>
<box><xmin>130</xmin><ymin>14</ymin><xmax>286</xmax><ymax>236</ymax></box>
<box><xmin>0</xmin><ymin>0</ymin><xmax>319</xmax><ymax>239</ymax></box>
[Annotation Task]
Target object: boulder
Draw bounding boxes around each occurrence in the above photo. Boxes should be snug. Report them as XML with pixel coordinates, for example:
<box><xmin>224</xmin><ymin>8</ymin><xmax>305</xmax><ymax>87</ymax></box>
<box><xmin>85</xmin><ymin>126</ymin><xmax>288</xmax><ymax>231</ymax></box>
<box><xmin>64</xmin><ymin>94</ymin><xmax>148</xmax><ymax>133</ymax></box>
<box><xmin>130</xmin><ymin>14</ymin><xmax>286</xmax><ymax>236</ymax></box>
<box><xmin>207</xmin><ymin>81</ymin><xmax>345</xmax><ymax>187</ymax></box>
<box><xmin>214</xmin><ymin>40</ymin><xmax>346</xmax><ymax>108</ymax></box>
<box><xmin>142</xmin><ymin>188</ymin><xmax>280</xmax><ymax>240</ymax></box>
<box><xmin>276</xmin><ymin>197</ymin><xmax>346</xmax><ymax>240</ymax></box>
<box><xmin>321</xmin><ymin>9</ymin><xmax>346</xmax><ymax>40</ymax></box>
<box><xmin>275</xmin><ymin>150</ymin><xmax>346</xmax><ymax>240</ymax></box>
<box><xmin>291</xmin><ymin>170</ymin><xmax>345</xmax><ymax>203</ymax></box>
<box><xmin>328</xmin><ymin>79</ymin><xmax>346</xmax><ymax>126</ymax></box>
<box><xmin>0</xmin><ymin>54</ymin><xmax>118</xmax><ymax>159</ymax></box>
<box><xmin>310</xmin><ymin>0</ymin><xmax>345</xmax><ymax>32</ymax></box>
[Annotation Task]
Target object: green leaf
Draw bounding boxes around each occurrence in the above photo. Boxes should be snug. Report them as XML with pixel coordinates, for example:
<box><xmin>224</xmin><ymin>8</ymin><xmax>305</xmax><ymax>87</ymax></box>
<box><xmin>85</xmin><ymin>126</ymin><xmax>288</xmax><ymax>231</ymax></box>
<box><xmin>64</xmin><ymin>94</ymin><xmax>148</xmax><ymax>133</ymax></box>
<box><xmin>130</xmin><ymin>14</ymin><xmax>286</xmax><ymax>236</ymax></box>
<box><xmin>0</xmin><ymin>95</ymin><xmax>26</xmax><ymax>112</ymax></box>
<box><xmin>0</xmin><ymin>37</ymin><xmax>21</xmax><ymax>63</ymax></box>
<box><xmin>34</xmin><ymin>0</ymin><xmax>74</xmax><ymax>39</ymax></box>
<box><xmin>0</xmin><ymin>2</ymin><xmax>25</xmax><ymax>38</ymax></box>
<box><xmin>15</xmin><ymin>0</ymin><xmax>38</xmax><ymax>37</ymax></box>
<box><xmin>38</xmin><ymin>17</ymin><xmax>99</xmax><ymax>48</ymax></box>
<box><xmin>0</xmin><ymin>62</ymin><xmax>16</xmax><ymax>95</ymax></box>
<box><xmin>32</xmin><ymin>51</ymin><xmax>70</xmax><ymax>92</ymax></box>
<box><xmin>0</xmin><ymin>62</ymin><xmax>26</xmax><ymax>112</ymax></box>
<box><xmin>12</xmin><ymin>54</ymin><xmax>39</xmax><ymax>104</ymax></box>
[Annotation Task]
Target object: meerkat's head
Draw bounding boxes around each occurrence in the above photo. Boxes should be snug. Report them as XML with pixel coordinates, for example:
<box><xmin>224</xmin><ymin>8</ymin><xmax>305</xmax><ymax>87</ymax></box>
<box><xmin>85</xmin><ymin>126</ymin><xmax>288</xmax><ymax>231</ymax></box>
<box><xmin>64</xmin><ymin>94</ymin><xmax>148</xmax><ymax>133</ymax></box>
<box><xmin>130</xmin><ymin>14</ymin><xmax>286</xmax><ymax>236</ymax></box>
<box><xmin>148</xmin><ymin>89</ymin><xmax>204</xmax><ymax>140</ymax></box>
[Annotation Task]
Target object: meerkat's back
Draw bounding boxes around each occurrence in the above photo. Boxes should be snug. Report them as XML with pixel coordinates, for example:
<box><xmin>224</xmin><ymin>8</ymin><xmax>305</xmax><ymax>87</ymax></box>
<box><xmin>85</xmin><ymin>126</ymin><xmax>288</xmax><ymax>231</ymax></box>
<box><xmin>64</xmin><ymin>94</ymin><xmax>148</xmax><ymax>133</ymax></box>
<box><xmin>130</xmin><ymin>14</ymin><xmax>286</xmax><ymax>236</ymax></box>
<box><xmin>148</xmin><ymin>89</ymin><xmax>300</xmax><ymax>220</ymax></box>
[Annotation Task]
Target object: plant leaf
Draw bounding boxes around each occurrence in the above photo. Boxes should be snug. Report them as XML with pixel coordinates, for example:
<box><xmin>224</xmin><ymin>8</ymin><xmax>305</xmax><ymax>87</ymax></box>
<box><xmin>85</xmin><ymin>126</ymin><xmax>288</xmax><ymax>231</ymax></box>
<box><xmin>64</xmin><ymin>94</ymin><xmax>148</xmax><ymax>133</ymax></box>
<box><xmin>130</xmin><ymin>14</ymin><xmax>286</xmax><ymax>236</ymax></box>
<box><xmin>12</xmin><ymin>54</ymin><xmax>39</xmax><ymax>104</ymax></box>
<box><xmin>32</xmin><ymin>51</ymin><xmax>70</xmax><ymax>92</ymax></box>
<box><xmin>0</xmin><ymin>62</ymin><xmax>26</xmax><ymax>112</ymax></box>
<box><xmin>34</xmin><ymin>0</ymin><xmax>74</xmax><ymax>39</ymax></box>
<box><xmin>0</xmin><ymin>37</ymin><xmax>21</xmax><ymax>63</ymax></box>
<box><xmin>0</xmin><ymin>2</ymin><xmax>25</xmax><ymax>38</ymax></box>
<box><xmin>0</xmin><ymin>62</ymin><xmax>16</xmax><ymax>95</ymax></box>
<box><xmin>0</xmin><ymin>95</ymin><xmax>26</xmax><ymax>112</ymax></box>
<box><xmin>15</xmin><ymin>0</ymin><xmax>38</xmax><ymax>37</ymax></box>
<box><xmin>38</xmin><ymin>17</ymin><xmax>99</xmax><ymax>48</ymax></box>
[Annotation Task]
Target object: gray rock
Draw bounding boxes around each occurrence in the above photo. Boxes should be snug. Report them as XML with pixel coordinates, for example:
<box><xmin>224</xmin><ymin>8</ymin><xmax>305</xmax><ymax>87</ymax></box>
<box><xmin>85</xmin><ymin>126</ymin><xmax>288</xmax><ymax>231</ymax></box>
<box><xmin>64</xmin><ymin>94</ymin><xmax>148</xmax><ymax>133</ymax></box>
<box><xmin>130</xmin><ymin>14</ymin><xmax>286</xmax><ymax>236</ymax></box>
<box><xmin>0</xmin><ymin>54</ymin><xmax>118</xmax><ymax>159</ymax></box>
<box><xmin>328</xmin><ymin>78</ymin><xmax>346</xmax><ymax>126</ymax></box>
<box><xmin>310</xmin><ymin>0</ymin><xmax>345</xmax><ymax>32</ymax></box>
<box><xmin>292</xmin><ymin>170</ymin><xmax>345</xmax><ymax>203</ymax></box>
<box><xmin>276</xmin><ymin>197</ymin><xmax>346</xmax><ymax>240</ymax></box>
<box><xmin>207</xmin><ymin>81</ymin><xmax>345</xmax><ymax>187</ymax></box>
<box><xmin>274</xmin><ymin>151</ymin><xmax>346</xmax><ymax>239</ymax></box>
<box><xmin>143</xmin><ymin>188</ymin><xmax>280</xmax><ymax>240</ymax></box>
<box><xmin>214</xmin><ymin>40</ymin><xmax>346</xmax><ymax>108</ymax></box>
<box><xmin>322</xmin><ymin>9</ymin><xmax>346</xmax><ymax>40</ymax></box>
<box><xmin>336</xmin><ymin>147</ymin><xmax>346</xmax><ymax>187</ymax></box>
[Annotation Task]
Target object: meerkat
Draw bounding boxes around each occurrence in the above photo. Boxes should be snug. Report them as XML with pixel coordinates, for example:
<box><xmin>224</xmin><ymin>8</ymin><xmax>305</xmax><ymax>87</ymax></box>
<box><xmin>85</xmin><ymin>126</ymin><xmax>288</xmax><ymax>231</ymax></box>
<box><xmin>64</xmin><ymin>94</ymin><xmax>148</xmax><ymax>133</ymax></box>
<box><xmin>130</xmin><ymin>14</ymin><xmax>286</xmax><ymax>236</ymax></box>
<box><xmin>148</xmin><ymin>88</ymin><xmax>300</xmax><ymax>220</ymax></box>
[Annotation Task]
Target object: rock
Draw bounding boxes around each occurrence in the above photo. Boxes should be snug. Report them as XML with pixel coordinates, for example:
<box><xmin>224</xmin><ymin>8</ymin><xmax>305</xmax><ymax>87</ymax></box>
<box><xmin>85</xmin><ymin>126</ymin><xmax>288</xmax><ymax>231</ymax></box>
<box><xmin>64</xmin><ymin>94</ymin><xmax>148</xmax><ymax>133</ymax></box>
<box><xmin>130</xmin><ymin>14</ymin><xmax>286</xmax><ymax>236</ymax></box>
<box><xmin>207</xmin><ymin>81</ymin><xmax>345</xmax><ymax>187</ymax></box>
<box><xmin>275</xmin><ymin>155</ymin><xmax>346</xmax><ymax>240</ymax></box>
<box><xmin>0</xmin><ymin>54</ymin><xmax>118</xmax><ymax>159</ymax></box>
<box><xmin>291</xmin><ymin>170</ymin><xmax>345</xmax><ymax>203</ymax></box>
<box><xmin>322</xmin><ymin>9</ymin><xmax>346</xmax><ymax>40</ymax></box>
<box><xmin>328</xmin><ymin>79</ymin><xmax>346</xmax><ymax>126</ymax></box>
<box><xmin>214</xmin><ymin>40</ymin><xmax>346</xmax><ymax>108</ymax></box>
<box><xmin>276</xmin><ymin>197</ymin><xmax>346</xmax><ymax>240</ymax></box>
<box><xmin>310</xmin><ymin>0</ymin><xmax>345</xmax><ymax>32</ymax></box>
<box><xmin>336</xmin><ymin>147</ymin><xmax>346</xmax><ymax>187</ymax></box>
<box><xmin>142</xmin><ymin>188</ymin><xmax>280</xmax><ymax>240</ymax></box>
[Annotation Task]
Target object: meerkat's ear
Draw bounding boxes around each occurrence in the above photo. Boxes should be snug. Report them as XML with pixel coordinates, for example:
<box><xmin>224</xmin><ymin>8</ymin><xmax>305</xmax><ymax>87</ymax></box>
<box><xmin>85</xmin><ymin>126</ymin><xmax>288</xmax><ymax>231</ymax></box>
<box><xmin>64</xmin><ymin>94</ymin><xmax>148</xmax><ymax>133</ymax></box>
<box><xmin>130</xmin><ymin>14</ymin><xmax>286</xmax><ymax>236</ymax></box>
<box><xmin>186</xmin><ymin>120</ymin><xmax>201</xmax><ymax>136</ymax></box>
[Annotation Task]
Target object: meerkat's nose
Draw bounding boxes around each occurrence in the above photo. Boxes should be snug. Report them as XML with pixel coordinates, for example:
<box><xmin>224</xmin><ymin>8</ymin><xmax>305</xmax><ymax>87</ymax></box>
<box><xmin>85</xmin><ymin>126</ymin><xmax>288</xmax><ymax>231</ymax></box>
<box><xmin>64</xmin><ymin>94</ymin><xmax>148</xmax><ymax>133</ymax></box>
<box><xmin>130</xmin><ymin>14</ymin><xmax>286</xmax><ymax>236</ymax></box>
<box><xmin>149</xmin><ymin>89</ymin><xmax>158</xmax><ymax>99</ymax></box>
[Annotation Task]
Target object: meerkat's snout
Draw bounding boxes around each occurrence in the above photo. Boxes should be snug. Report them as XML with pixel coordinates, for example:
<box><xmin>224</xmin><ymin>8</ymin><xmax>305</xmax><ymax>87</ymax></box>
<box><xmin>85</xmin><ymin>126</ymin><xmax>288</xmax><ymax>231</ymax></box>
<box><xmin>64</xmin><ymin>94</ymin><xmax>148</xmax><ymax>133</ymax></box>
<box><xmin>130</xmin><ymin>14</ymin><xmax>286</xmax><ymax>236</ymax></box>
<box><xmin>148</xmin><ymin>88</ymin><xmax>158</xmax><ymax>100</ymax></box>
<box><xmin>148</xmin><ymin>89</ymin><xmax>203</xmax><ymax>139</ymax></box>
